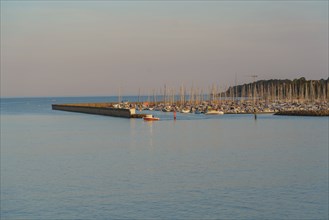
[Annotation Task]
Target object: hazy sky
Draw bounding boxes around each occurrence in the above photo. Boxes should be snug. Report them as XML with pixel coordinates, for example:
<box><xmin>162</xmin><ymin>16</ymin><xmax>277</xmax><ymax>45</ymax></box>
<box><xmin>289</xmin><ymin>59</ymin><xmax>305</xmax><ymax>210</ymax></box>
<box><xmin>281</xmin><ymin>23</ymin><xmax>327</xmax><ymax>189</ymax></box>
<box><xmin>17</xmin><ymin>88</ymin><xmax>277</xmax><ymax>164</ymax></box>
<box><xmin>1</xmin><ymin>1</ymin><xmax>328</xmax><ymax>97</ymax></box>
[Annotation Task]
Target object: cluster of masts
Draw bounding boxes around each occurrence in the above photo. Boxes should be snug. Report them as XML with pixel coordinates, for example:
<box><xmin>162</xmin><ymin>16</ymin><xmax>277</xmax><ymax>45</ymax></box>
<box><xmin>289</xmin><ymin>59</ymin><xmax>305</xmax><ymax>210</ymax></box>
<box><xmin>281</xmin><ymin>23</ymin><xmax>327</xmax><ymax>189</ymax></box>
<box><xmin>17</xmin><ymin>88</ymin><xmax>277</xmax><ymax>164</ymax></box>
<box><xmin>116</xmin><ymin>78</ymin><xmax>329</xmax><ymax>114</ymax></box>
<box><xmin>132</xmin><ymin>79</ymin><xmax>329</xmax><ymax>105</ymax></box>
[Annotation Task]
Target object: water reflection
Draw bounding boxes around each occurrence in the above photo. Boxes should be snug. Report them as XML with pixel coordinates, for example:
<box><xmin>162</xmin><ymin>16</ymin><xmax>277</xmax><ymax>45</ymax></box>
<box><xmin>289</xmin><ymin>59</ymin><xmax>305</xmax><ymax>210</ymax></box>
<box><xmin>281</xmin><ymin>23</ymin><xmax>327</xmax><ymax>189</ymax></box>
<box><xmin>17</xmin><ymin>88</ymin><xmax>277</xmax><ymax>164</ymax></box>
<box><xmin>145</xmin><ymin>121</ymin><xmax>154</xmax><ymax>148</ymax></box>
<box><xmin>2</xmin><ymin>111</ymin><xmax>328</xmax><ymax>219</ymax></box>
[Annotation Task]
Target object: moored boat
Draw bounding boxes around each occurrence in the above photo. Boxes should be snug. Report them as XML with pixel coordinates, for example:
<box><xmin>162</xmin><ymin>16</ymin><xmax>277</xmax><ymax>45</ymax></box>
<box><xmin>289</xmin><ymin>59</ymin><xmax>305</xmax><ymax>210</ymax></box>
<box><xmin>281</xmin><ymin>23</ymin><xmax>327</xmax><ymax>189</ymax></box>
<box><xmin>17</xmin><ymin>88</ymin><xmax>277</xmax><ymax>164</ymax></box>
<box><xmin>143</xmin><ymin>114</ymin><xmax>160</xmax><ymax>121</ymax></box>
<box><xmin>205</xmin><ymin>110</ymin><xmax>224</xmax><ymax>115</ymax></box>
<box><xmin>180</xmin><ymin>108</ymin><xmax>190</xmax><ymax>113</ymax></box>
<box><xmin>162</xmin><ymin>106</ymin><xmax>172</xmax><ymax>112</ymax></box>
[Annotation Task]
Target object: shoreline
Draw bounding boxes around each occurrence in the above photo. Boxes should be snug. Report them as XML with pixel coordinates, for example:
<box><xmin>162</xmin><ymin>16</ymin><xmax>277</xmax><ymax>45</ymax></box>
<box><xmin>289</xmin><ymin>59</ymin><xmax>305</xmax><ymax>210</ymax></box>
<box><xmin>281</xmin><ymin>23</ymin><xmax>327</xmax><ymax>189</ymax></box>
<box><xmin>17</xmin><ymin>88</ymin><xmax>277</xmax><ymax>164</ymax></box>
<box><xmin>274</xmin><ymin>110</ymin><xmax>329</xmax><ymax>116</ymax></box>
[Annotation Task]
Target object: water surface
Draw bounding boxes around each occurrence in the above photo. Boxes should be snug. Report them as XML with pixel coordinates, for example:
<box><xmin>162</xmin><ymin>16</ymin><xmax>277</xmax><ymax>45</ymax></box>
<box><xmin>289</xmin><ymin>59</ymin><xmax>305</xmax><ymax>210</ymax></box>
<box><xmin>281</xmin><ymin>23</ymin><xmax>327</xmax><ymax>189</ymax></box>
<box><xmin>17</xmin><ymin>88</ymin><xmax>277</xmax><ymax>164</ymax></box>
<box><xmin>1</xmin><ymin>97</ymin><xmax>328</xmax><ymax>219</ymax></box>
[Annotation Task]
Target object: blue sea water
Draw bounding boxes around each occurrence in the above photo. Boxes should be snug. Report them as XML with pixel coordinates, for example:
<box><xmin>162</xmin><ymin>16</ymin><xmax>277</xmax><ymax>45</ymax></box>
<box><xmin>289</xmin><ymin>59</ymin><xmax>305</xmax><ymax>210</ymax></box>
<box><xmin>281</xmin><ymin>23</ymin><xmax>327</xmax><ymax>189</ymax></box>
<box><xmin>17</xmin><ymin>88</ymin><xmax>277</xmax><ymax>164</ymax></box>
<box><xmin>1</xmin><ymin>97</ymin><xmax>328</xmax><ymax>219</ymax></box>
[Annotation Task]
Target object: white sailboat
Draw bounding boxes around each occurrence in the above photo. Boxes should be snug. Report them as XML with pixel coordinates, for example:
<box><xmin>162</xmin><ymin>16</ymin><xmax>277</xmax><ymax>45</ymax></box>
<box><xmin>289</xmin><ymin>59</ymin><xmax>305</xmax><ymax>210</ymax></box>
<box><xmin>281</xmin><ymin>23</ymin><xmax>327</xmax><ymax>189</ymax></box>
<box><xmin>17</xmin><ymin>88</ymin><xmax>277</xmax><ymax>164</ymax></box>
<box><xmin>204</xmin><ymin>109</ymin><xmax>224</xmax><ymax>115</ymax></box>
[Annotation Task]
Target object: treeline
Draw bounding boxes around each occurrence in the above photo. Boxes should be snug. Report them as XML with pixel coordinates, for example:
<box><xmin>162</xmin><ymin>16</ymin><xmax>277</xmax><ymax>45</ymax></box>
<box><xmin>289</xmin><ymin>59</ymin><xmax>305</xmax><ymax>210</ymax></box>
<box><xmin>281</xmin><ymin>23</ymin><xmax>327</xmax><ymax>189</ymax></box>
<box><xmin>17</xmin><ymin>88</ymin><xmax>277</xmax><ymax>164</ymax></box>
<box><xmin>225</xmin><ymin>77</ymin><xmax>329</xmax><ymax>102</ymax></box>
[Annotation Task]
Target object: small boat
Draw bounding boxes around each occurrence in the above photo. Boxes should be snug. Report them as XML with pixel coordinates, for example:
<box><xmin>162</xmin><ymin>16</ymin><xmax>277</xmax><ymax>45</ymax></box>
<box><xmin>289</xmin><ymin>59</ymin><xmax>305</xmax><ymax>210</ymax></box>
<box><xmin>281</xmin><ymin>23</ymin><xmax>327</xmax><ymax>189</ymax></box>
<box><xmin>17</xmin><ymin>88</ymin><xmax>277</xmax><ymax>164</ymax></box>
<box><xmin>180</xmin><ymin>108</ymin><xmax>190</xmax><ymax>113</ymax></box>
<box><xmin>205</xmin><ymin>110</ymin><xmax>224</xmax><ymax>115</ymax></box>
<box><xmin>143</xmin><ymin>114</ymin><xmax>160</xmax><ymax>121</ymax></box>
<box><xmin>162</xmin><ymin>106</ymin><xmax>172</xmax><ymax>112</ymax></box>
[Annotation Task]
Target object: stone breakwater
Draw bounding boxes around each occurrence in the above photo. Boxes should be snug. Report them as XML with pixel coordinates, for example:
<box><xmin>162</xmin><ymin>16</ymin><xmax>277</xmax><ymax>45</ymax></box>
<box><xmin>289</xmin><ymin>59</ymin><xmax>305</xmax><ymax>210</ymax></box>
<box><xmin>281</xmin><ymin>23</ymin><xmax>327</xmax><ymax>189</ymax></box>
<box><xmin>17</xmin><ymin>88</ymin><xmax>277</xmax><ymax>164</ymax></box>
<box><xmin>52</xmin><ymin>103</ymin><xmax>139</xmax><ymax>118</ymax></box>
<box><xmin>274</xmin><ymin>110</ymin><xmax>329</xmax><ymax>116</ymax></box>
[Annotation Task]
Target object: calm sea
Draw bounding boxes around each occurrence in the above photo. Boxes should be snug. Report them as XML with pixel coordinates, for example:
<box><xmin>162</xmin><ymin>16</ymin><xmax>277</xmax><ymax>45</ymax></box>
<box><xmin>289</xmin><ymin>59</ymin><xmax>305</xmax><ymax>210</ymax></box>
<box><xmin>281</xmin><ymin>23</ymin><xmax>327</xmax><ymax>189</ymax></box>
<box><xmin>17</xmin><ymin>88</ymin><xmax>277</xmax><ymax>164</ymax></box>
<box><xmin>1</xmin><ymin>97</ymin><xmax>328</xmax><ymax>219</ymax></box>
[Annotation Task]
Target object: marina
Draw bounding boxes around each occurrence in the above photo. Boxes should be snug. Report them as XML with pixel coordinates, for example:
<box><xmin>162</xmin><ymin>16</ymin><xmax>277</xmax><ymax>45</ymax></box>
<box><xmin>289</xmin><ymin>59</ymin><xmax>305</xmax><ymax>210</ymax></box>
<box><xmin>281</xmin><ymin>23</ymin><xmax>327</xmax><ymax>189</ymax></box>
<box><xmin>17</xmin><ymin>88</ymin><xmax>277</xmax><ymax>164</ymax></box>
<box><xmin>52</xmin><ymin>100</ymin><xmax>329</xmax><ymax>118</ymax></box>
<box><xmin>52</xmin><ymin>78</ymin><xmax>329</xmax><ymax>118</ymax></box>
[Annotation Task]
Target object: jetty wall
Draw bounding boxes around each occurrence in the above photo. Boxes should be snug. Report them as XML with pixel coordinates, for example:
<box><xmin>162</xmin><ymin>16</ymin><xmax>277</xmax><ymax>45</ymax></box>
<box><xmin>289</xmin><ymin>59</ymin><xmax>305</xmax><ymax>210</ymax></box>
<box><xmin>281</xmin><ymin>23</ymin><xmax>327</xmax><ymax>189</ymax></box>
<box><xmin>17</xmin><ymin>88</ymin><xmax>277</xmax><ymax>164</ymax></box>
<box><xmin>274</xmin><ymin>110</ymin><xmax>329</xmax><ymax>116</ymax></box>
<box><xmin>52</xmin><ymin>104</ymin><xmax>135</xmax><ymax>118</ymax></box>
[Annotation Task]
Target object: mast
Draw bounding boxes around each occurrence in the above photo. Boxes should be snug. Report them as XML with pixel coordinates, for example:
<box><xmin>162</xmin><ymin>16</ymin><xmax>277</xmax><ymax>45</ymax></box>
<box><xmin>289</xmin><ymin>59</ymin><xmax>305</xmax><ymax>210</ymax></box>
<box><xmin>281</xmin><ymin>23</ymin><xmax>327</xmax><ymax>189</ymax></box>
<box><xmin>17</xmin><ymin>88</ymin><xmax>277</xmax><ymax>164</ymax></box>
<box><xmin>138</xmin><ymin>88</ymin><xmax>141</xmax><ymax>103</ymax></box>
<box><xmin>118</xmin><ymin>86</ymin><xmax>121</xmax><ymax>103</ymax></box>
<box><xmin>235</xmin><ymin>73</ymin><xmax>237</xmax><ymax>102</ymax></box>
<box><xmin>164</xmin><ymin>84</ymin><xmax>166</xmax><ymax>104</ymax></box>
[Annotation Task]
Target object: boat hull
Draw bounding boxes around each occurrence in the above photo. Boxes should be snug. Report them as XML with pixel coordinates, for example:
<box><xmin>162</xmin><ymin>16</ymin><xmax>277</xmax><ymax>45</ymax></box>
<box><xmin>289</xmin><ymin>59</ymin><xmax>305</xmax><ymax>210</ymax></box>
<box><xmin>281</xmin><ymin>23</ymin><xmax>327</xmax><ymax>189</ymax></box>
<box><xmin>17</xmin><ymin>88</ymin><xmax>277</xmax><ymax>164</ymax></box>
<box><xmin>205</xmin><ymin>111</ymin><xmax>224</xmax><ymax>115</ymax></box>
<box><xmin>143</xmin><ymin>117</ymin><xmax>160</xmax><ymax>121</ymax></box>
<box><xmin>143</xmin><ymin>114</ymin><xmax>160</xmax><ymax>121</ymax></box>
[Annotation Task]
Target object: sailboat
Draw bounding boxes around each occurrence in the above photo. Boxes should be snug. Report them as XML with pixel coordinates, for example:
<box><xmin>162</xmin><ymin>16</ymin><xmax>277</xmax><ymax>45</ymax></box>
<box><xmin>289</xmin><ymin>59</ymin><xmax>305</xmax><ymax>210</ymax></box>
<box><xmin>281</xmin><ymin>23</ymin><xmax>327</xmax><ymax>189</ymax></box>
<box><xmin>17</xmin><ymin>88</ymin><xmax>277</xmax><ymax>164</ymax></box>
<box><xmin>204</xmin><ymin>109</ymin><xmax>224</xmax><ymax>115</ymax></box>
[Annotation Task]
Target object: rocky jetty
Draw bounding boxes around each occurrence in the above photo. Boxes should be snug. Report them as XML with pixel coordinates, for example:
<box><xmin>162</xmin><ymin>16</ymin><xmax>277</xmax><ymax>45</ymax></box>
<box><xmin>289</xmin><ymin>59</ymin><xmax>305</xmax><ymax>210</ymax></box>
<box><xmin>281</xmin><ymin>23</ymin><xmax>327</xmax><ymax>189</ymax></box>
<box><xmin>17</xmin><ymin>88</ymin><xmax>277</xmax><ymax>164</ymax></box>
<box><xmin>274</xmin><ymin>110</ymin><xmax>329</xmax><ymax>116</ymax></box>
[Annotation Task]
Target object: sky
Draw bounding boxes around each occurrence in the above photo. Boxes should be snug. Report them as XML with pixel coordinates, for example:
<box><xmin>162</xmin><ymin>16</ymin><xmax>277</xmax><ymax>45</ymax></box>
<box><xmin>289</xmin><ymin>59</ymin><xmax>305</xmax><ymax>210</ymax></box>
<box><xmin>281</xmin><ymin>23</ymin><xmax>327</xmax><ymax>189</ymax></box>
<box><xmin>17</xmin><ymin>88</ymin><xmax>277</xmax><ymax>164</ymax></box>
<box><xmin>1</xmin><ymin>1</ymin><xmax>328</xmax><ymax>97</ymax></box>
